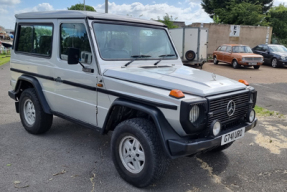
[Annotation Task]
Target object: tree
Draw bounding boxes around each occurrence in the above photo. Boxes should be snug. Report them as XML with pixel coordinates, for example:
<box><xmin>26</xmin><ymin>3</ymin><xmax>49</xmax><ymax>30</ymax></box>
<box><xmin>267</xmin><ymin>4</ymin><xmax>287</xmax><ymax>40</ymax></box>
<box><xmin>202</xmin><ymin>0</ymin><xmax>273</xmax><ymax>19</ymax></box>
<box><xmin>156</xmin><ymin>14</ymin><xmax>178</xmax><ymax>29</ymax></box>
<box><xmin>67</xmin><ymin>3</ymin><xmax>96</xmax><ymax>11</ymax></box>
<box><xmin>214</xmin><ymin>1</ymin><xmax>269</xmax><ymax>26</ymax></box>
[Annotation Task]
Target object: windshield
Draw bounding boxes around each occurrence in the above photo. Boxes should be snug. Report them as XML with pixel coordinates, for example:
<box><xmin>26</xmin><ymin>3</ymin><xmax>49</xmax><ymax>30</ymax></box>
<box><xmin>93</xmin><ymin>23</ymin><xmax>177</xmax><ymax>60</ymax></box>
<box><xmin>269</xmin><ymin>45</ymin><xmax>287</xmax><ymax>53</ymax></box>
<box><xmin>232</xmin><ymin>46</ymin><xmax>253</xmax><ymax>53</ymax></box>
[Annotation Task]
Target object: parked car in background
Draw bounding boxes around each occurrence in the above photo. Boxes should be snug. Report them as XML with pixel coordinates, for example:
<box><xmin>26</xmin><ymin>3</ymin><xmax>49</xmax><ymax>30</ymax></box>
<box><xmin>252</xmin><ymin>44</ymin><xmax>287</xmax><ymax>68</ymax></box>
<box><xmin>213</xmin><ymin>44</ymin><xmax>263</xmax><ymax>69</ymax></box>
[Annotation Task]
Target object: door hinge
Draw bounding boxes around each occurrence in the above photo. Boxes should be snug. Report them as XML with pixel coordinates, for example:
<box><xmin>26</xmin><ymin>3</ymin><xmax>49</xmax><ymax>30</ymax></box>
<box><xmin>96</xmin><ymin>106</ymin><xmax>98</xmax><ymax>114</ymax></box>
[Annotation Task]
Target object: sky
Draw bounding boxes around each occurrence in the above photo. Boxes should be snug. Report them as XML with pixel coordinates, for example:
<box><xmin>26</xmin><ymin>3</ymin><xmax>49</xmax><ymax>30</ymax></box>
<box><xmin>0</xmin><ymin>0</ymin><xmax>285</xmax><ymax>30</ymax></box>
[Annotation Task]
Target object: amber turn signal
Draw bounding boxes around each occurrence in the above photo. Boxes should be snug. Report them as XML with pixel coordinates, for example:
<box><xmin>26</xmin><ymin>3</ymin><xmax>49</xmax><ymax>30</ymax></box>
<box><xmin>97</xmin><ymin>83</ymin><xmax>103</xmax><ymax>87</ymax></box>
<box><xmin>238</xmin><ymin>79</ymin><xmax>249</xmax><ymax>86</ymax></box>
<box><xmin>169</xmin><ymin>89</ymin><xmax>185</xmax><ymax>98</ymax></box>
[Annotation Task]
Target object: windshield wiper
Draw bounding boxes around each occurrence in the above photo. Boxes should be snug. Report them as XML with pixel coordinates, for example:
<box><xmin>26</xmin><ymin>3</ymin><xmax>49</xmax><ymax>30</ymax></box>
<box><xmin>124</xmin><ymin>55</ymin><xmax>151</xmax><ymax>67</ymax></box>
<box><xmin>130</xmin><ymin>55</ymin><xmax>151</xmax><ymax>58</ymax></box>
<box><xmin>154</xmin><ymin>54</ymin><xmax>176</xmax><ymax>65</ymax></box>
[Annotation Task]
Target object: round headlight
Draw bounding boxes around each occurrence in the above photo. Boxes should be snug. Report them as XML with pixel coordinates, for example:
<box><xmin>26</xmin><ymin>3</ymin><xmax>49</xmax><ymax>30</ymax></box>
<box><xmin>211</xmin><ymin>120</ymin><xmax>221</xmax><ymax>136</ymax></box>
<box><xmin>248</xmin><ymin>109</ymin><xmax>255</xmax><ymax>123</ymax></box>
<box><xmin>189</xmin><ymin>105</ymin><xmax>200</xmax><ymax>123</ymax></box>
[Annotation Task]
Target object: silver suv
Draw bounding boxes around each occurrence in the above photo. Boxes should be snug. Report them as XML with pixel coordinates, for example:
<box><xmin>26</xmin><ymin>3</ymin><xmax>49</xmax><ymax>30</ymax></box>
<box><xmin>8</xmin><ymin>10</ymin><xmax>257</xmax><ymax>187</ymax></box>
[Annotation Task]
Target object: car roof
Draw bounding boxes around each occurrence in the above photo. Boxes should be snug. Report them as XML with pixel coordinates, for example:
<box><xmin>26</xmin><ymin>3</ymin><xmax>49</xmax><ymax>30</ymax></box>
<box><xmin>221</xmin><ymin>44</ymin><xmax>248</xmax><ymax>47</ymax></box>
<box><xmin>15</xmin><ymin>10</ymin><xmax>165</xmax><ymax>27</ymax></box>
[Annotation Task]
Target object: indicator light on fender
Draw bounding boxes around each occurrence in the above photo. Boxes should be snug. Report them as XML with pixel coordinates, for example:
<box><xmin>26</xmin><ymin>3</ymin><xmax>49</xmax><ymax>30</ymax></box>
<box><xmin>97</xmin><ymin>83</ymin><xmax>103</xmax><ymax>87</ymax></box>
<box><xmin>238</xmin><ymin>79</ymin><xmax>249</xmax><ymax>86</ymax></box>
<box><xmin>169</xmin><ymin>89</ymin><xmax>185</xmax><ymax>99</ymax></box>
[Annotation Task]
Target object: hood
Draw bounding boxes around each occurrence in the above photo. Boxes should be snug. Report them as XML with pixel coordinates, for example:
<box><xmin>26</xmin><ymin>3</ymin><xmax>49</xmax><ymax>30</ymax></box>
<box><xmin>272</xmin><ymin>52</ymin><xmax>287</xmax><ymax>57</ymax></box>
<box><xmin>233</xmin><ymin>53</ymin><xmax>262</xmax><ymax>57</ymax></box>
<box><xmin>103</xmin><ymin>66</ymin><xmax>247</xmax><ymax>97</ymax></box>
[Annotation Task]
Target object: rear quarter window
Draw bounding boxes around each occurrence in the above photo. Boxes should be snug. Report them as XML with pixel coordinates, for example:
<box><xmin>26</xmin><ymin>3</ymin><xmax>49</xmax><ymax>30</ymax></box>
<box><xmin>15</xmin><ymin>24</ymin><xmax>53</xmax><ymax>57</ymax></box>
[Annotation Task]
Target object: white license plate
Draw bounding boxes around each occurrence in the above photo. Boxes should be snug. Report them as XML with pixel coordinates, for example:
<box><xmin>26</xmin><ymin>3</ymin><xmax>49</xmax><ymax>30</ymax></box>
<box><xmin>221</xmin><ymin>128</ymin><xmax>245</xmax><ymax>145</ymax></box>
<box><xmin>249</xmin><ymin>62</ymin><xmax>257</xmax><ymax>65</ymax></box>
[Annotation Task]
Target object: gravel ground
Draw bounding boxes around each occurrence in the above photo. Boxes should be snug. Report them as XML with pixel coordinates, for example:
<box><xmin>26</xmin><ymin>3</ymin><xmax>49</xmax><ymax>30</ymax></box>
<box><xmin>0</xmin><ymin>62</ymin><xmax>287</xmax><ymax>192</ymax></box>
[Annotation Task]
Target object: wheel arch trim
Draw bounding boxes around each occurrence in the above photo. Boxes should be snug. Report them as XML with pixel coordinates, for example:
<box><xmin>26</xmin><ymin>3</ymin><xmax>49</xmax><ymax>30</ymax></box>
<box><xmin>11</xmin><ymin>75</ymin><xmax>52</xmax><ymax>114</ymax></box>
<box><xmin>103</xmin><ymin>98</ymin><xmax>183</xmax><ymax>158</ymax></box>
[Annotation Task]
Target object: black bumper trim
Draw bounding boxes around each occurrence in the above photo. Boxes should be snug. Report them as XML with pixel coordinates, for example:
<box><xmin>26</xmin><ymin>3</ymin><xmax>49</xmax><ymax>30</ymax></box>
<box><xmin>8</xmin><ymin>90</ymin><xmax>17</xmax><ymax>100</ymax></box>
<box><xmin>168</xmin><ymin>119</ymin><xmax>257</xmax><ymax>157</ymax></box>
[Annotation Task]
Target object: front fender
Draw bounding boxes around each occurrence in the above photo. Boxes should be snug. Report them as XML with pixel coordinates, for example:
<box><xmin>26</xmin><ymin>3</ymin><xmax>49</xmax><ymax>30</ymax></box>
<box><xmin>8</xmin><ymin>75</ymin><xmax>52</xmax><ymax>114</ymax></box>
<box><xmin>102</xmin><ymin>98</ymin><xmax>183</xmax><ymax>159</ymax></box>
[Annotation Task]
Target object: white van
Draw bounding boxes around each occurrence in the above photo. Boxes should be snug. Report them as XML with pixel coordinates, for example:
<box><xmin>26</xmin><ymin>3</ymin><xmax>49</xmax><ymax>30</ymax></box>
<box><xmin>9</xmin><ymin>11</ymin><xmax>258</xmax><ymax>187</ymax></box>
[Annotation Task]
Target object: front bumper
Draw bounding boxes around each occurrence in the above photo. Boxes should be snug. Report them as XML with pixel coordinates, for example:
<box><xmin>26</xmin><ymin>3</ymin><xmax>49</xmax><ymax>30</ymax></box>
<box><xmin>278</xmin><ymin>60</ymin><xmax>287</xmax><ymax>67</ymax></box>
<box><xmin>168</xmin><ymin>118</ymin><xmax>257</xmax><ymax>157</ymax></box>
<box><xmin>239</xmin><ymin>61</ymin><xmax>263</xmax><ymax>65</ymax></box>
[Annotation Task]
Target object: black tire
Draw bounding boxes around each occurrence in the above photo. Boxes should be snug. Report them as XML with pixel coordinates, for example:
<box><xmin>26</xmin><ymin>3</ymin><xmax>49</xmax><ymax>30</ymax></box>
<box><xmin>271</xmin><ymin>58</ymin><xmax>278</xmax><ymax>68</ymax></box>
<box><xmin>210</xmin><ymin>142</ymin><xmax>234</xmax><ymax>152</ymax></box>
<box><xmin>185</xmin><ymin>50</ymin><xmax>196</xmax><ymax>61</ymax></box>
<box><xmin>19</xmin><ymin>88</ymin><xmax>53</xmax><ymax>134</ymax></box>
<box><xmin>111</xmin><ymin>118</ymin><xmax>169</xmax><ymax>188</ymax></box>
<box><xmin>213</xmin><ymin>56</ymin><xmax>219</xmax><ymax>65</ymax></box>
<box><xmin>254</xmin><ymin>65</ymin><xmax>260</xmax><ymax>69</ymax></box>
<box><xmin>232</xmin><ymin>60</ymin><xmax>239</xmax><ymax>69</ymax></box>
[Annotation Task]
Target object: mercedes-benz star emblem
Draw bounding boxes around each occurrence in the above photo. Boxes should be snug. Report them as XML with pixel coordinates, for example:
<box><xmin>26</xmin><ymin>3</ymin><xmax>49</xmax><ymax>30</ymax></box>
<box><xmin>212</xmin><ymin>73</ymin><xmax>216</xmax><ymax>81</ymax></box>
<box><xmin>227</xmin><ymin>100</ymin><xmax>236</xmax><ymax>116</ymax></box>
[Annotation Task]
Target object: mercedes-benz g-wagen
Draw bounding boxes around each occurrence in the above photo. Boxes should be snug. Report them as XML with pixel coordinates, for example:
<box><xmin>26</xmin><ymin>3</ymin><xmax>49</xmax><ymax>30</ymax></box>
<box><xmin>8</xmin><ymin>11</ymin><xmax>258</xmax><ymax>188</ymax></box>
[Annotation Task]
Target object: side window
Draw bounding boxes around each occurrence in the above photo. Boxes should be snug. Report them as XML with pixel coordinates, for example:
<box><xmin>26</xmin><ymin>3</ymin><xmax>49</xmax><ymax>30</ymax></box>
<box><xmin>216</xmin><ymin>46</ymin><xmax>221</xmax><ymax>51</ymax></box>
<box><xmin>60</xmin><ymin>23</ymin><xmax>92</xmax><ymax>64</ymax></box>
<box><xmin>226</xmin><ymin>46</ymin><xmax>232</xmax><ymax>52</ymax></box>
<box><xmin>220</xmin><ymin>46</ymin><xmax>226</xmax><ymax>51</ymax></box>
<box><xmin>16</xmin><ymin>24</ymin><xmax>53</xmax><ymax>57</ymax></box>
<box><xmin>262</xmin><ymin>45</ymin><xmax>268</xmax><ymax>52</ymax></box>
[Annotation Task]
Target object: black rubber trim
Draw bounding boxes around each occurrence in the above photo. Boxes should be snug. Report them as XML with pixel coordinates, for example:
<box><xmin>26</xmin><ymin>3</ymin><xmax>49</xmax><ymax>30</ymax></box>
<box><xmin>10</xmin><ymin>68</ymin><xmax>177</xmax><ymax>110</ymax></box>
<box><xmin>10</xmin><ymin>75</ymin><xmax>52</xmax><ymax>114</ymax></box>
<box><xmin>10</xmin><ymin>68</ymin><xmax>54</xmax><ymax>81</ymax></box>
<box><xmin>168</xmin><ymin>118</ymin><xmax>258</xmax><ymax>156</ymax></box>
<box><xmin>102</xmin><ymin>98</ymin><xmax>182</xmax><ymax>158</ymax></box>
<box><xmin>52</xmin><ymin>111</ymin><xmax>101</xmax><ymax>132</ymax></box>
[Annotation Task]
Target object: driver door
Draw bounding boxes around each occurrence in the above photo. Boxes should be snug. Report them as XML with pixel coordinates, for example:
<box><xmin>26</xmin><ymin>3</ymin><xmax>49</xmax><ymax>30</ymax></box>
<box><xmin>52</xmin><ymin>19</ymin><xmax>98</xmax><ymax>126</ymax></box>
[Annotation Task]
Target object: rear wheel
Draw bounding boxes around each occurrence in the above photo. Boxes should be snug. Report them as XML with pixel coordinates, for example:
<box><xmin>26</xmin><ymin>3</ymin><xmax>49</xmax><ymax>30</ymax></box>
<box><xmin>271</xmin><ymin>58</ymin><xmax>278</xmax><ymax>68</ymax></box>
<box><xmin>19</xmin><ymin>88</ymin><xmax>53</xmax><ymax>134</ymax></box>
<box><xmin>232</xmin><ymin>60</ymin><xmax>239</xmax><ymax>69</ymax></box>
<box><xmin>213</xmin><ymin>56</ymin><xmax>219</xmax><ymax>64</ymax></box>
<box><xmin>254</xmin><ymin>65</ymin><xmax>260</xmax><ymax>69</ymax></box>
<box><xmin>111</xmin><ymin>118</ymin><xmax>169</xmax><ymax>188</ymax></box>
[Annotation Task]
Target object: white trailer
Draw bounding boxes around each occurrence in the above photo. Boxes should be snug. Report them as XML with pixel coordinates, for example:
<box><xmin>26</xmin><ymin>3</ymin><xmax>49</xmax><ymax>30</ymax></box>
<box><xmin>169</xmin><ymin>27</ymin><xmax>208</xmax><ymax>68</ymax></box>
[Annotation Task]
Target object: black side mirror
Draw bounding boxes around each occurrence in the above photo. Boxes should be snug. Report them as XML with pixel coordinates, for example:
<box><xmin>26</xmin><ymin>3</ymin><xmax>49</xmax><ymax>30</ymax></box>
<box><xmin>68</xmin><ymin>48</ymin><xmax>80</xmax><ymax>65</ymax></box>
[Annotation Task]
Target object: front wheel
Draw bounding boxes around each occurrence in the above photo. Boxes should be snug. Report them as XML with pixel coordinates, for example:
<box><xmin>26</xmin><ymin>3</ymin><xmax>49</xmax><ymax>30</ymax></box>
<box><xmin>213</xmin><ymin>56</ymin><xmax>219</xmax><ymax>65</ymax></box>
<box><xmin>254</xmin><ymin>65</ymin><xmax>260</xmax><ymax>69</ymax></box>
<box><xmin>19</xmin><ymin>88</ymin><xmax>53</xmax><ymax>134</ymax></box>
<box><xmin>271</xmin><ymin>58</ymin><xmax>278</xmax><ymax>68</ymax></box>
<box><xmin>232</xmin><ymin>60</ymin><xmax>239</xmax><ymax>69</ymax></box>
<box><xmin>111</xmin><ymin>118</ymin><xmax>169</xmax><ymax>188</ymax></box>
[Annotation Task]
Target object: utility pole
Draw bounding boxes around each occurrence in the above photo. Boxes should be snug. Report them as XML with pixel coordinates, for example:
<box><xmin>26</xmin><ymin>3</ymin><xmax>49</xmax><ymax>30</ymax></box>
<box><xmin>105</xmin><ymin>0</ymin><xmax>108</xmax><ymax>13</ymax></box>
<box><xmin>84</xmin><ymin>0</ymin><xmax>86</xmax><ymax>11</ymax></box>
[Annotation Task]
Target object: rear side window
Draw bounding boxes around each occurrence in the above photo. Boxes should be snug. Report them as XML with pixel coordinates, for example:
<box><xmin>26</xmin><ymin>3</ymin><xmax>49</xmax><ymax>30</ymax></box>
<box><xmin>16</xmin><ymin>24</ymin><xmax>53</xmax><ymax>57</ymax></box>
<box><xmin>216</xmin><ymin>46</ymin><xmax>221</xmax><ymax>51</ymax></box>
<box><xmin>226</xmin><ymin>46</ymin><xmax>232</xmax><ymax>52</ymax></box>
<box><xmin>60</xmin><ymin>23</ymin><xmax>92</xmax><ymax>64</ymax></box>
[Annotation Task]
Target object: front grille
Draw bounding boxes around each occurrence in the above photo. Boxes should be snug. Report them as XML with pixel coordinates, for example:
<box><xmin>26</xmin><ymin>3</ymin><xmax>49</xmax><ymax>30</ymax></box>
<box><xmin>244</xmin><ymin>57</ymin><xmax>262</xmax><ymax>62</ymax></box>
<box><xmin>208</xmin><ymin>91</ymin><xmax>249</xmax><ymax>129</ymax></box>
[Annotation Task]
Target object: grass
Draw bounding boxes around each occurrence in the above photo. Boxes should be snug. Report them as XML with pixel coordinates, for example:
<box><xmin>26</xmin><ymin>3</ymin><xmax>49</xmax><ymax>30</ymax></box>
<box><xmin>254</xmin><ymin>105</ymin><xmax>284</xmax><ymax>118</ymax></box>
<box><xmin>0</xmin><ymin>53</ymin><xmax>11</xmax><ymax>66</ymax></box>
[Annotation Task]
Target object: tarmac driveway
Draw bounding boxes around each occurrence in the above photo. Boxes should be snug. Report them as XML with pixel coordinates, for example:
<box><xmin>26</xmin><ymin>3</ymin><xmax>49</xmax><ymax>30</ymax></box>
<box><xmin>0</xmin><ymin>62</ymin><xmax>287</xmax><ymax>191</ymax></box>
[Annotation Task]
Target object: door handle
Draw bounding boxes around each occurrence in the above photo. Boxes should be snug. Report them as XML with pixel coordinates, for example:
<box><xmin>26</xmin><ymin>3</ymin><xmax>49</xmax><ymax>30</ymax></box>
<box><xmin>55</xmin><ymin>77</ymin><xmax>62</xmax><ymax>83</ymax></box>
